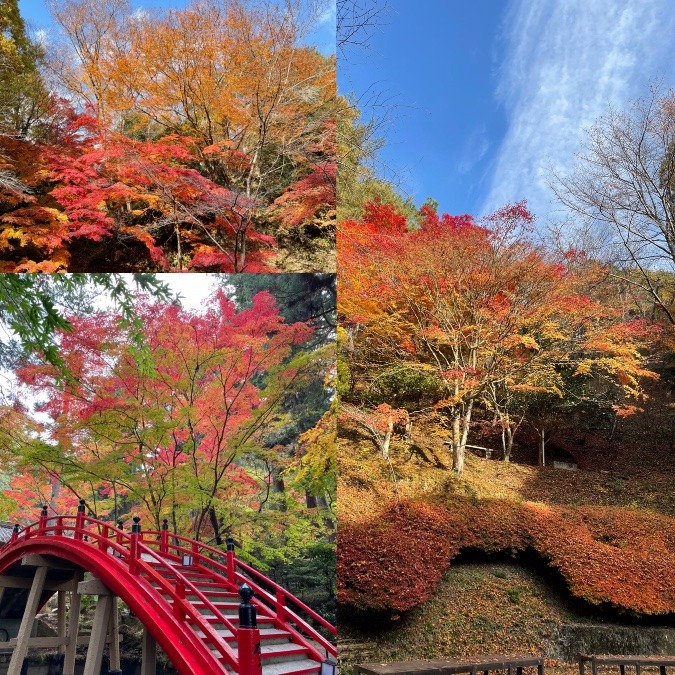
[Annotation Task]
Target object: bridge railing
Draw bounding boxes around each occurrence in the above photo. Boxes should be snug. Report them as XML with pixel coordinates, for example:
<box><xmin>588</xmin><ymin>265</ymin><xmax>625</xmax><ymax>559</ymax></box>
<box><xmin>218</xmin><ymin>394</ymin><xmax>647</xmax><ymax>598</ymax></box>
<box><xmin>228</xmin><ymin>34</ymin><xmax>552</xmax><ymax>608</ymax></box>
<box><xmin>7</xmin><ymin>505</ymin><xmax>336</xmax><ymax>671</ymax></box>
<box><xmin>7</xmin><ymin>508</ymin><xmax>247</xmax><ymax>674</ymax></box>
<box><xmin>141</xmin><ymin>527</ymin><xmax>337</xmax><ymax>660</ymax></box>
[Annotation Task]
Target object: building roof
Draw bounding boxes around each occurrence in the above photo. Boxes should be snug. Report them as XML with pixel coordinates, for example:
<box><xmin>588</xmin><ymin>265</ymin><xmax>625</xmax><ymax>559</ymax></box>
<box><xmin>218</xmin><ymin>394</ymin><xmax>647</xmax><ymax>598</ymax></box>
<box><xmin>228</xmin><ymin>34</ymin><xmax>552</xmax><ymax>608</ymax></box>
<box><xmin>0</xmin><ymin>523</ymin><xmax>14</xmax><ymax>545</ymax></box>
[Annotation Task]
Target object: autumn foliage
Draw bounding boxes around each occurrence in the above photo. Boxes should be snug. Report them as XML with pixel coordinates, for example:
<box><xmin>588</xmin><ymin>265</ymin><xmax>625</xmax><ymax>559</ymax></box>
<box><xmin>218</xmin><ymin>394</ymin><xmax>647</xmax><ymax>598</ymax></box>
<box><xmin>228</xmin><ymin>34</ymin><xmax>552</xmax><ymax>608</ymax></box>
<box><xmin>338</xmin><ymin>196</ymin><xmax>670</xmax><ymax>623</ymax></box>
<box><xmin>339</xmin><ymin>199</ymin><xmax>657</xmax><ymax>473</ymax></box>
<box><xmin>338</xmin><ymin>497</ymin><xmax>675</xmax><ymax>615</ymax></box>
<box><xmin>4</xmin><ymin>290</ymin><xmax>318</xmax><ymax>539</ymax></box>
<box><xmin>0</xmin><ymin>0</ymin><xmax>336</xmax><ymax>271</ymax></box>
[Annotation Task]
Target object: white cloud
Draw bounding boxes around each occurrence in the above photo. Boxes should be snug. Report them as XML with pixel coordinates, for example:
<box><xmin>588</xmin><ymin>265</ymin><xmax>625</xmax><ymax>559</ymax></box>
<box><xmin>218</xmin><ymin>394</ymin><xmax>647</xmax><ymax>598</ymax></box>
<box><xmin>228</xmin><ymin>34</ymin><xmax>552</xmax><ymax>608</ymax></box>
<box><xmin>130</xmin><ymin>7</ymin><xmax>149</xmax><ymax>22</ymax></box>
<box><xmin>318</xmin><ymin>1</ymin><xmax>336</xmax><ymax>27</ymax></box>
<box><xmin>34</xmin><ymin>29</ymin><xmax>48</xmax><ymax>46</ymax></box>
<box><xmin>457</xmin><ymin>125</ymin><xmax>490</xmax><ymax>175</ymax></box>
<box><xmin>482</xmin><ymin>0</ymin><xmax>675</xmax><ymax>222</ymax></box>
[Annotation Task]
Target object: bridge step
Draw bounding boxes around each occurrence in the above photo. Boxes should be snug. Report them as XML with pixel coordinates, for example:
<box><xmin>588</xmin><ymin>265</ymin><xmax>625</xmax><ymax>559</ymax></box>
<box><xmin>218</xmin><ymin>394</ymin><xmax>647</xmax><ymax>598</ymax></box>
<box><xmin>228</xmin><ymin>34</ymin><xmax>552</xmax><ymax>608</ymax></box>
<box><xmin>136</xmin><ymin>550</ymin><xmax>328</xmax><ymax>673</ymax></box>
<box><xmin>142</xmin><ymin>556</ymin><xmax>326</xmax><ymax>674</ymax></box>
<box><xmin>211</xmin><ymin>643</ymin><xmax>311</xmax><ymax>666</ymax></box>
<box><xmin>186</xmin><ymin>587</ymin><xmax>238</xmax><ymax>595</ymax></box>
<box><xmin>148</xmin><ymin>581</ymin><xmax>240</xmax><ymax>600</ymax></box>
<box><xmin>205</xmin><ymin>614</ymin><xmax>277</xmax><ymax>625</ymax></box>
<box><xmin>192</xmin><ymin>601</ymin><xmax>240</xmax><ymax>615</ymax></box>
<box><xmin>257</xmin><ymin>659</ymin><xmax>322</xmax><ymax>675</ymax></box>
<box><xmin>195</xmin><ymin>627</ymin><xmax>292</xmax><ymax>643</ymax></box>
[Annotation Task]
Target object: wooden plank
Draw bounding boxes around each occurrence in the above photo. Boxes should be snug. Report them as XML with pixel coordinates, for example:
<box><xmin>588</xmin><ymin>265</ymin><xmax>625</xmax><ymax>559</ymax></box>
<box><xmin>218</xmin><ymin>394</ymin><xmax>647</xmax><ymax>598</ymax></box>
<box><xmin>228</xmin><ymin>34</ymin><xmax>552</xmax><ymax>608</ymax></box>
<box><xmin>82</xmin><ymin>594</ymin><xmax>113</xmax><ymax>675</ymax></box>
<box><xmin>77</xmin><ymin>578</ymin><xmax>113</xmax><ymax>596</ymax></box>
<box><xmin>7</xmin><ymin>634</ymin><xmax>118</xmax><ymax>649</ymax></box>
<box><xmin>57</xmin><ymin>589</ymin><xmax>67</xmax><ymax>655</ymax></box>
<box><xmin>7</xmin><ymin>565</ymin><xmax>47</xmax><ymax>675</ymax></box>
<box><xmin>109</xmin><ymin>596</ymin><xmax>121</xmax><ymax>673</ymax></box>
<box><xmin>357</xmin><ymin>661</ymin><xmax>457</xmax><ymax>675</ymax></box>
<box><xmin>141</xmin><ymin>626</ymin><xmax>157</xmax><ymax>675</ymax></box>
<box><xmin>578</xmin><ymin>653</ymin><xmax>675</xmax><ymax>675</ymax></box>
<box><xmin>580</xmin><ymin>656</ymin><xmax>675</xmax><ymax>666</ymax></box>
<box><xmin>0</xmin><ymin>574</ymin><xmax>77</xmax><ymax>591</ymax></box>
<box><xmin>63</xmin><ymin>573</ymin><xmax>83</xmax><ymax>675</ymax></box>
<box><xmin>357</xmin><ymin>657</ymin><xmax>543</xmax><ymax>675</ymax></box>
<box><xmin>20</xmin><ymin>555</ymin><xmax>79</xmax><ymax>570</ymax></box>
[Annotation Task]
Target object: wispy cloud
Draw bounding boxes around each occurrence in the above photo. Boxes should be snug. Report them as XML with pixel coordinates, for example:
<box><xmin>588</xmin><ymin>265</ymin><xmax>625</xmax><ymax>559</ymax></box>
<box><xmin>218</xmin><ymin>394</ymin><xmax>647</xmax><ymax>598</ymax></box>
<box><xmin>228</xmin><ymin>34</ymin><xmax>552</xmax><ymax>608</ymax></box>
<box><xmin>457</xmin><ymin>125</ymin><xmax>490</xmax><ymax>175</ymax></box>
<box><xmin>318</xmin><ymin>1</ymin><xmax>337</xmax><ymax>27</ymax></box>
<box><xmin>482</xmin><ymin>0</ymin><xmax>675</xmax><ymax>222</ymax></box>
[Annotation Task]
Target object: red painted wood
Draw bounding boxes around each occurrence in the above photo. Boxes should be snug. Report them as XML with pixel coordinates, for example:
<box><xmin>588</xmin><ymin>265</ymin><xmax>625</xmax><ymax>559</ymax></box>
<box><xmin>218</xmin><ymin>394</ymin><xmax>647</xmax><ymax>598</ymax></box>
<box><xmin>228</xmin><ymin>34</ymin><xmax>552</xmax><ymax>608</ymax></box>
<box><xmin>0</xmin><ymin>515</ymin><xmax>335</xmax><ymax>674</ymax></box>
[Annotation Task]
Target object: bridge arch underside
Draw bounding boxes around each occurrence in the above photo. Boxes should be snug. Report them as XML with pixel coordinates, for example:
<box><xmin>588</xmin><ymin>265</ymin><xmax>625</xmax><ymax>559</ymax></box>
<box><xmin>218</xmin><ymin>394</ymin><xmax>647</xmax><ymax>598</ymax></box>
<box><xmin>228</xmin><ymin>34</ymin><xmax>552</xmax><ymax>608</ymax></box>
<box><xmin>0</xmin><ymin>537</ymin><xmax>224</xmax><ymax>675</ymax></box>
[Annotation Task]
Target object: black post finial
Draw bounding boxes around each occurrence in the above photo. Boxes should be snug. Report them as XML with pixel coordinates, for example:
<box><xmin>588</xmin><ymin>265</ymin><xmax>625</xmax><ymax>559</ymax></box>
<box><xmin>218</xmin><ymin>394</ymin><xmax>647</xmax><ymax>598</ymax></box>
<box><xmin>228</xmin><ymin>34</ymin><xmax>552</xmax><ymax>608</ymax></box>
<box><xmin>131</xmin><ymin>516</ymin><xmax>141</xmax><ymax>534</ymax></box>
<box><xmin>117</xmin><ymin>520</ymin><xmax>123</xmax><ymax>530</ymax></box>
<box><xmin>41</xmin><ymin>505</ymin><xmax>48</xmax><ymax>518</ymax></box>
<box><xmin>238</xmin><ymin>583</ymin><xmax>257</xmax><ymax>628</ymax></box>
<box><xmin>162</xmin><ymin>519</ymin><xmax>169</xmax><ymax>530</ymax></box>
<box><xmin>77</xmin><ymin>499</ymin><xmax>86</xmax><ymax>513</ymax></box>
<box><xmin>226</xmin><ymin>533</ymin><xmax>235</xmax><ymax>552</ymax></box>
<box><xmin>12</xmin><ymin>524</ymin><xmax>19</xmax><ymax>534</ymax></box>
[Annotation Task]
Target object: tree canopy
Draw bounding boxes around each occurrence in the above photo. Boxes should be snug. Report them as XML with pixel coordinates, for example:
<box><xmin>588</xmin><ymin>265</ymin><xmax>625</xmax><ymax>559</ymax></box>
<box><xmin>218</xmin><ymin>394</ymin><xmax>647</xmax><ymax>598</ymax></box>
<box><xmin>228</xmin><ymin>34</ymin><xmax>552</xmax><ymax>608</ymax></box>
<box><xmin>0</xmin><ymin>0</ymin><xmax>336</xmax><ymax>272</ymax></box>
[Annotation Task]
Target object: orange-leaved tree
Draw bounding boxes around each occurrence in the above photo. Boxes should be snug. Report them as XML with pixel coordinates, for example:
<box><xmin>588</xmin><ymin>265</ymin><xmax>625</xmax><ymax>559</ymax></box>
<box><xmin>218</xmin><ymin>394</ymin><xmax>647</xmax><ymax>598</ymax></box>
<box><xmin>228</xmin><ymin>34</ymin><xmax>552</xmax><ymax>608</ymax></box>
<box><xmin>339</xmin><ymin>200</ymin><xmax>657</xmax><ymax>474</ymax></box>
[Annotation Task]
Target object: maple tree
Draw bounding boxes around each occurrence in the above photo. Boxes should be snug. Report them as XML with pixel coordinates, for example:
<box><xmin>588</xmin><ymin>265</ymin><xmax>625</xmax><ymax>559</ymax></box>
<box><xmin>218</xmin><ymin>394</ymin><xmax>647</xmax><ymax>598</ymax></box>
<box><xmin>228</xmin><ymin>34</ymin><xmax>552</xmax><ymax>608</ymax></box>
<box><xmin>0</xmin><ymin>109</ymin><xmax>276</xmax><ymax>271</ymax></box>
<box><xmin>2</xmin><ymin>289</ymin><xmax>336</xmax><ymax>554</ymax></box>
<box><xmin>0</xmin><ymin>273</ymin><xmax>170</xmax><ymax>374</ymax></box>
<box><xmin>221</xmin><ymin>274</ymin><xmax>337</xmax><ymax>517</ymax></box>
<box><xmin>339</xmin><ymin>200</ymin><xmax>657</xmax><ymax>473</ymax></box>
<box><xmin>0</xmin><ymin>0</ymin><xmax>335</xmax><ymax>272</ymax></box>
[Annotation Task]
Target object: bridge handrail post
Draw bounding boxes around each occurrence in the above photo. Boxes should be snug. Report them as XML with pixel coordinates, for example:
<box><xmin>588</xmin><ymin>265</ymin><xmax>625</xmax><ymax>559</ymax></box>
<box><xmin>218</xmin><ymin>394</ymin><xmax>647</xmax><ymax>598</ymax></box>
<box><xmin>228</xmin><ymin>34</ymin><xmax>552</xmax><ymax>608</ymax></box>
<box><xmin>226</xmin><ymin>533</ymin><xmax>236</xmax><ymax>582</ymax></box>
<box><xmin>275</xmin><ymin>587</ymin><xmax>286</xmax><ymax>622</ymax></box>
<box><xmin>160</xmin><ymin>519</ymin><xmax>169</xmax><ymax>554</ymax></box>
<box><xmin>99</xmin><ymin>523</ymin><xmax>109</xmax><ymax>551</ymax></box>
<box><xmin>38</xmin><ymin>505</ymin><xmax>48</xmax><ymax>534</ymax></box>
<box><xmin>75</xmin><ymin>499</ymin><xmax>86</xmax><ymax>540</ymax></box>
<box><xmin>10</xmin><ymin>523</ymin><xmax>19</xmax><ymax>543</ymax></box>
<box><xmin>129</xmin><ymin>516</ymin><xmax>141</xmax><ymax>574</ymax></box>
<box><xmin>237</xmin><ymin>584</ymin><xmax>262</xmax><ymax>675</ymax></box>
<box><xmin>173</xmin><ymin>580</ymin><xmax>186</xmax><ymax>621</ymax></box>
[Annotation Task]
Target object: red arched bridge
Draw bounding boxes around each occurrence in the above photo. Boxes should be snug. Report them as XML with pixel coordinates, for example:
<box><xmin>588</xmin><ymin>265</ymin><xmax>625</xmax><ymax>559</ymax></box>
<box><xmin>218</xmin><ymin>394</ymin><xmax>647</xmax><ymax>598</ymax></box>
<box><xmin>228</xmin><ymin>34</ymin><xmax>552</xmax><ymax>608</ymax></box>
<box><xmin>0</xmin><ymin>502</ymin><xmax>337</xmax><ymax>675</ymax></box>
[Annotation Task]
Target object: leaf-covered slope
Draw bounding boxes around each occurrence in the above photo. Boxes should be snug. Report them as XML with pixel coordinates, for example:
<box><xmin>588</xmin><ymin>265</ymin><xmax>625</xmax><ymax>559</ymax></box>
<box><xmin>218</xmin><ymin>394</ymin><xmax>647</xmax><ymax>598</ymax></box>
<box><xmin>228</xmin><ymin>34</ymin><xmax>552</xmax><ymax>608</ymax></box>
<box><xmin>338</xmin><ymin>421</ymin><xmax>675</xmax><ymax>616</ymax></box>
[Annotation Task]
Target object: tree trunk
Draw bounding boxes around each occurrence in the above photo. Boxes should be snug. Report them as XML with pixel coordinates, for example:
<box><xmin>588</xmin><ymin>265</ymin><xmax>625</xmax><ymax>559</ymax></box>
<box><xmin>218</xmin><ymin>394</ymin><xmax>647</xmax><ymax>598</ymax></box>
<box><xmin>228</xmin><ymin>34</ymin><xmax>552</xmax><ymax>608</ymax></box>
<box><xmin>382</xmin><ymin>417</ymin><xmax>393</xmax><ymax>460</ymax></box>
<box><xmin>460</xmin><ymin>400</ymin><xmax>473</xmax><ymax>450</ymax></box>
<box><xmin>452</xmin><ymin>401</ymin><xmax>474</xmax><ymax>475</ymax></box>
<box><xmin>538</xmin><ymin>428</ymin><xmax>546</xmax><ymax>467</ymax></box>
<box><xmin>208</xmin><ymin>506</ymin><xmax>223</xmax><ymax>546</ymax></box>
<box><xmin>451</xmin><ymin>413</ymin><xmax>463</xmax><ymax>474</ymax></box>
<box><xmin>502</xmin><ymin>426</ymin><xmax>514</xmax><ymax>462</ymax></box>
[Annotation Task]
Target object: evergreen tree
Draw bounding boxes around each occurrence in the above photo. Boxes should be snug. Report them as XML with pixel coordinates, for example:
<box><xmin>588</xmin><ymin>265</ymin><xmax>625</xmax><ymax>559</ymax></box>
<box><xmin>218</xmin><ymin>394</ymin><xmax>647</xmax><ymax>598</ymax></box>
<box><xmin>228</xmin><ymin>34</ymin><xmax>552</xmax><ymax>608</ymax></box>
<box><xmin>0</xmin><ymin>0</ymin><xmax>49</xmax><ymax>137</ymax></box>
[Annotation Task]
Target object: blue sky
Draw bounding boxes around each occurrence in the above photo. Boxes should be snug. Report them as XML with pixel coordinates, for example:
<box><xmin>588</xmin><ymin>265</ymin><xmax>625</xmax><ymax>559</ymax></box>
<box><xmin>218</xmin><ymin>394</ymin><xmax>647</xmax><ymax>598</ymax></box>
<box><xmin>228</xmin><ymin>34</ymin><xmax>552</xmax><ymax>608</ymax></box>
<box><xmin>18</xmin><ymin>0</ymin><xmax>336</xmax><ymax>55</ymax></box>
<box><xmin>339</xmin><ymin>0</ymin><xmax>675</xmax><ymax>224</ymax></box>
